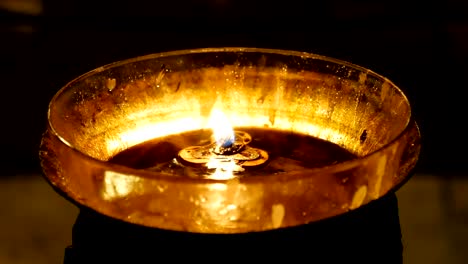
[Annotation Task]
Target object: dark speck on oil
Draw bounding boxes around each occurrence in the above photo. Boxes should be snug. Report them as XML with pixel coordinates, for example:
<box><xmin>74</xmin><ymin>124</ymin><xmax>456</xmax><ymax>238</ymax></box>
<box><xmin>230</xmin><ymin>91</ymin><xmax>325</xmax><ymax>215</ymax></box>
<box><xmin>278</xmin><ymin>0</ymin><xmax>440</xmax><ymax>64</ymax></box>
<box><xmin>109</xmin><ymin>127</ymin><xmax>357</xmax><ymax>178</ymax></box>
<box><xmin>360</xmin><ymin>129</ymin><xmax>367</xmax><ymax>143</ymax></box>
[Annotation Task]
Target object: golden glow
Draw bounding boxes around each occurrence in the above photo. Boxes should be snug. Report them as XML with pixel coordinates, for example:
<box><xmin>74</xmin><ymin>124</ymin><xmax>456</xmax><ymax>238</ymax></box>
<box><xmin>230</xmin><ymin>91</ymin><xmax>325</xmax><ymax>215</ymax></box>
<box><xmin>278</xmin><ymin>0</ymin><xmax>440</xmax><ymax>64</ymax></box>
<box><xmin>104</xmin><ymin>110</ymin><xmax>345</xmax><ymax>159</ymax></box>
<box><xmin>106</xmin><ymin>117</ymin><xmax>203</xmax><ymax>155</ymax></box>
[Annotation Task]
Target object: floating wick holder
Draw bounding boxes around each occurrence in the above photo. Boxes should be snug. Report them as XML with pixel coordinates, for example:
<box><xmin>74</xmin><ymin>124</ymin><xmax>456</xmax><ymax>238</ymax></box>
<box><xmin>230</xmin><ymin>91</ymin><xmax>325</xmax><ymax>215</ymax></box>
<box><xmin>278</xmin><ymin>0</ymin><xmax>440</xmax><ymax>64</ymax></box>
<box><xmin>178</xmin><ymin>131</ymin><xmax>269</xmax><ymax>169</ymax></box>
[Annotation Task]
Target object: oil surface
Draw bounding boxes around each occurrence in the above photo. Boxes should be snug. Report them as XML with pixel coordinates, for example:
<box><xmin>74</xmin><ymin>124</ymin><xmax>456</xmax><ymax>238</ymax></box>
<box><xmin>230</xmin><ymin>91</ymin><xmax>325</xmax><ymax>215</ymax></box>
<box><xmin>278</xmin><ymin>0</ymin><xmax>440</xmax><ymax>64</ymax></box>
<box><xmin>109</xmin><ymin>127</ymin><xmax>357</xmax><ymax>178</ymax></box>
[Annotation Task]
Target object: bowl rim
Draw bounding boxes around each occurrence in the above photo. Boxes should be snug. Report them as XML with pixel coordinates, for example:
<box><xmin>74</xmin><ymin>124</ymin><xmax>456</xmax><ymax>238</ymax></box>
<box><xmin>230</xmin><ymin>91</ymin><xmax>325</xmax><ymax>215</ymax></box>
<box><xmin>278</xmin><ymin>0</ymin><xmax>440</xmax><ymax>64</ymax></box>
<box><xmin>45</xmin><ymin>47</ymin><xmax>415</xmax><ymax>184</ymax></box>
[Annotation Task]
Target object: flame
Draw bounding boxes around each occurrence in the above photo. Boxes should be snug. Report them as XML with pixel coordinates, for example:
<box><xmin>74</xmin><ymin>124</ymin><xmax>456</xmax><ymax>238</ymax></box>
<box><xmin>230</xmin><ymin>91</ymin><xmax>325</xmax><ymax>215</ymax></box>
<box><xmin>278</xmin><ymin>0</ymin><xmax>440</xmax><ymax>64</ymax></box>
<box><xmin>206</xmin><ymin>108</ymin><xmax>240</xmax><ymax>180</ymax></box>
<box><xmin>208</xmin><ymin>109</ymin><xmax>235</xmax><ymax>148</ymax></box>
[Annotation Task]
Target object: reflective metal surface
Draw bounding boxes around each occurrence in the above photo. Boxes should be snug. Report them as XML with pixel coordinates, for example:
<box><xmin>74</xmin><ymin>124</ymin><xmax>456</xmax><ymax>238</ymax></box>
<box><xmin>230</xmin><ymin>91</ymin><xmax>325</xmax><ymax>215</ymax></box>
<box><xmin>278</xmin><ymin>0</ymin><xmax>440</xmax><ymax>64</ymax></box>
<box><xmin>39</xmin><ymin>47</ymin><xmax>420</xmax><ymax>233</ymax></box>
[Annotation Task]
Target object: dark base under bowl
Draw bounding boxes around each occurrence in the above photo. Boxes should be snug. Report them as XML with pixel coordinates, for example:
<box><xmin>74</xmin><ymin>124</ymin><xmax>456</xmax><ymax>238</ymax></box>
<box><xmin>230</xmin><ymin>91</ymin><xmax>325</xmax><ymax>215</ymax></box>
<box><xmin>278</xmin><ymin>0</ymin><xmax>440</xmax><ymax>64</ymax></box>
<box><xmin>64</xmin><ymin>193</ymin><xmax>402</xmax><ymax>263</ymax></box>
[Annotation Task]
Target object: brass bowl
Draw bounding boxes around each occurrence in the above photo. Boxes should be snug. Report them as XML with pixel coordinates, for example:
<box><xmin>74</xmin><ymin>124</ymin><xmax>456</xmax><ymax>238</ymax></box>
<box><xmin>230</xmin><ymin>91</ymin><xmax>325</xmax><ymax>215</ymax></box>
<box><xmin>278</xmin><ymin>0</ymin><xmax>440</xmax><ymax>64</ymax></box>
<box><xmin>39</xmin><ymin>47</ymin><xmax>420</xmax><ymax>233</ymax></box>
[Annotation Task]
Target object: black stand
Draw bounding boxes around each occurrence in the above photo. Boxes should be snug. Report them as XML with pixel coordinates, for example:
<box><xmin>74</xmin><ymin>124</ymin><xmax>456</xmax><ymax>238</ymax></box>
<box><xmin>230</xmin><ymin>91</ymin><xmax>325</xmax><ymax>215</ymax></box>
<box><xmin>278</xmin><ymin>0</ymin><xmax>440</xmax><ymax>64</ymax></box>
<box><xmin>64</xmin><ymin>193</ymin><xmax>403</xmax><ymax>263</ymax></box>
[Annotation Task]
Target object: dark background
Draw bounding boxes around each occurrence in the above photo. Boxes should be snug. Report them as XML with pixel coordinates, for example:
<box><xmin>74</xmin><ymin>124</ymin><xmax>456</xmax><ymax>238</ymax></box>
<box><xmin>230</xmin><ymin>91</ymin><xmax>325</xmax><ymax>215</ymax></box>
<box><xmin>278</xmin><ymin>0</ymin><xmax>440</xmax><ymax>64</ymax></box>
<box><xmin>1</xmin><ymin>1</ymin><xmax>468</xmax><ymax>263</ymax></box>
<box><xmin>1</xmin><ymin>0</ymin><xmax>467</xmax><ymax>176</ymax></box>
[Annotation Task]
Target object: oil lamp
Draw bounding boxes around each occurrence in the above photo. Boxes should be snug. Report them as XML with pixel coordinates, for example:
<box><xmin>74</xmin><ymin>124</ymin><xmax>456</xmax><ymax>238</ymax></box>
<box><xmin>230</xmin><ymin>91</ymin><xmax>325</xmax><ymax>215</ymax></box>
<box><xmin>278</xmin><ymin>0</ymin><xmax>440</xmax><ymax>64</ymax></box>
<box><xmin>39</xmin><ymin>48</ymin><xmax>420</xmax><ymax>262</ymax></box>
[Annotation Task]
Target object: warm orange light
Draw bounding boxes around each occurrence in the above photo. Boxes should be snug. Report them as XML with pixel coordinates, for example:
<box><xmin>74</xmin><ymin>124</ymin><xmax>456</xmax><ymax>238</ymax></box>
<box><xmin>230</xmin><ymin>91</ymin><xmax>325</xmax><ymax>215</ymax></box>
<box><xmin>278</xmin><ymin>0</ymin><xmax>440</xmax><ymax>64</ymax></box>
<box><xmin>206</xmin><ymin>108</ymin><xmax>241</xmax><ymax>180</ymax></box>
<box><xmin>208</xmin><ymin>109</ymin><xmax>235</xmax><ymax>148</ymax></box>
